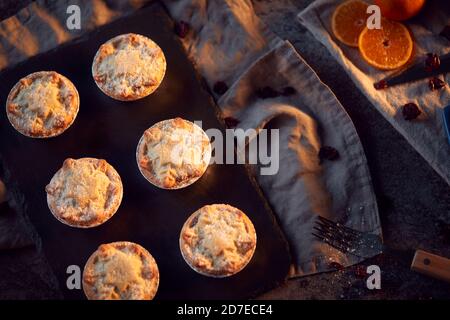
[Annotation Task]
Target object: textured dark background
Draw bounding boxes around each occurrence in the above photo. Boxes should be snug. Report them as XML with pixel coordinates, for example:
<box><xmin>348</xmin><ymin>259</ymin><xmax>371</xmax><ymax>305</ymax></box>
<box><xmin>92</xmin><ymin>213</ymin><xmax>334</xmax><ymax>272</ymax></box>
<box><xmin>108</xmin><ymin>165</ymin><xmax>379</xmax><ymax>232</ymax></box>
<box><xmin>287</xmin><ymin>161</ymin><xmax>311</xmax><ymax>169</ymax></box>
<box><xmin>0</xmin><ymin>0</ymin><xmax>449</xmax><ymax>299</ymax></box>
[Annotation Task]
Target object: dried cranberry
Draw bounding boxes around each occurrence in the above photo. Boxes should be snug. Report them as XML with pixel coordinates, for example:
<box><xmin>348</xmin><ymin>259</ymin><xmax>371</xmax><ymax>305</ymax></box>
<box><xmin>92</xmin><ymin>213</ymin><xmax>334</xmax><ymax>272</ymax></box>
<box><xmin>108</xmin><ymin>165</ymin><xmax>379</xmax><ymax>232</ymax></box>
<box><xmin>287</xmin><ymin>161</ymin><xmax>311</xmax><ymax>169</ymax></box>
<box><xmin>281</xmin><ymin>86</ymin><xmax>297</xmax><ymax>96</ymax></box>
<box><xmin>255</xmin><ymin>86</ymin><xmax>280</xmax><ymax>99</ymax></box>
<box><xmin>374</xmin><ymin>80</ymin><xmax>388</xmax><ymax>90</ymax></box>
<box><xmin>425</xmin><ymin>53</ymin><xmax>440</xmax><ymax>72</ymax></box>
<box><xmin>223</xmin><ymin>116</ymin><xmax>240</xmax><ymax>128</ymax></box>
<box><xmin>354</xmin><ymin>265</ymin><xmax>367</xmax><ymax>279</ymax></box>
<box><xmin>402</xmin><ymin>103</ymin><xmax>421</xmax><ymax>120</ymax></box>
<box><xmin>319</xmin><ymin>146</ymin><xmax>340</xmax><ymax>162</ymax></box>
<box><xmin>213</xmin><ymin>81</ymin><xmax>228</xmax><ymax>95</ymax></box>
<box><xmin>439</xmin><ymin>25</ymin><xmax>450</xmax><ymax>42</ymax></box>
<box><xmin>329</xmin><ymin>261</ymin><xmax>345</xmax><ymax>271</ymax></box>
<box><xmin>429</xmin><ymin>77</ymin><xmax>446</xmax><ymax>91</ymax></box>
<box><xmin>174</xmin><ymin>21</ymin><xmax>190</xmax><ymax>38</ymax></box>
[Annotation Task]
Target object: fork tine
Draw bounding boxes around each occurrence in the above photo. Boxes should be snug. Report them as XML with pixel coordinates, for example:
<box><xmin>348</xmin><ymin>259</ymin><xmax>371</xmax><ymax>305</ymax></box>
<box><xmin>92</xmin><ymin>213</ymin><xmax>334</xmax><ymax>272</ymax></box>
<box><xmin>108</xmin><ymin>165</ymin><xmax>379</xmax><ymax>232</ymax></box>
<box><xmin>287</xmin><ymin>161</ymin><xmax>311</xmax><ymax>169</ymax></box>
<box><xmin>313</xmin><ymin>232</ymin><xmax>350</xmax><ymax>254</ymax></box>
<box><xmin>316</xmin><ymin>220</ymin><xmax>358</xmax><ymax>240</ymax></box>
<box><xmin>313</xmin><ymin>229</ymin><xmax>356</xmax><ymax>253</ymax></box>
<box><xmin>313</xmin><ymin>226</ymin><xmax>333</xmax><ymax>240</ymax></box>
<box><xmin>317</xmin><ymin>216</ymin><xmax>362</xmax><ymax>238</ymax></box>
<box><xmin>314</xmin><ymin>216</ymin><xmax>377</xmax><ymax>259</ymax></box>
<box><xmin>318</xmin><ymin>216</ymin><xmax>357</xmax><ymax>233</ymax></box>
<box><xmin>311</xmin><ymin>232</ymin><xmax>322</xmax><ymax>240</ymax></box>
<box><xmin>318</xmin><ymin>216</ymin><xmax>360</xmax><ymax>236</ymax></box>
<box><xmin>315</xmin><ymin>228</ymin><xmax>356</xmax><ymax>249</ymax></box>
<box><xmin>314</xmin><ymin>221</ymin><xmax>359</xmax><ymax>248</ymax></box>
<box><xmin>313</xmin><ymin>225</ymin><xmax>345</xmax><ymax>243</ymax></box>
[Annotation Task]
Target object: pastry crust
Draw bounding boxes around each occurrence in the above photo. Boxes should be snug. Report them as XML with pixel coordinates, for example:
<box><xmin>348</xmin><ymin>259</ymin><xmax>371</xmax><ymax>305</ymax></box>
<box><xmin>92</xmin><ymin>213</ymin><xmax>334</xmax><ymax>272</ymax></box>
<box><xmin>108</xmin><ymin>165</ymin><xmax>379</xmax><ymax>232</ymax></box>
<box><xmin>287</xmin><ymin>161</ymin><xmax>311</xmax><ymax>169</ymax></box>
<box><xmin>6</xmin><ymin>71</ymin><xmax>79</xmax><ymax>138</ymax></box>
<box><xmin>179</xmin><ymin>204</ymin><xmax>257</xmax><ymax>277</ymax></box>
<box><xmin>92</xmin><ymin>33</ymin><xmax>166</xmax><ymax>101</ymax></box>
<box><xmin>45</xmin><ymin>158</ymin><xmax>123</xmax><ymax>228</ymax></box>
<box><xmin>136</xmin><ymin>118</ymin><xmax>211</xmax><ymax>189</ymax></box>
<box><xmin>83</xmin><ymin>241</ymin><xmax>159</xmax><ymax>300</ymax></box>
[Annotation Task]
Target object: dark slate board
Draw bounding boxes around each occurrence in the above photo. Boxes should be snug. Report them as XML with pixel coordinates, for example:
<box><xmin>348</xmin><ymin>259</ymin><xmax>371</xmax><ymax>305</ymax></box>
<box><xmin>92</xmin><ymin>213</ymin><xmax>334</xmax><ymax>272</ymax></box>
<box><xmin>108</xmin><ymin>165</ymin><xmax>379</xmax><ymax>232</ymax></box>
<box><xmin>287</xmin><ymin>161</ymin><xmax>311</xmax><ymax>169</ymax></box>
<box><xmin>0</xmin><ymin>2</ymin><xmax>290</xmax><ymax>299</ymax></box>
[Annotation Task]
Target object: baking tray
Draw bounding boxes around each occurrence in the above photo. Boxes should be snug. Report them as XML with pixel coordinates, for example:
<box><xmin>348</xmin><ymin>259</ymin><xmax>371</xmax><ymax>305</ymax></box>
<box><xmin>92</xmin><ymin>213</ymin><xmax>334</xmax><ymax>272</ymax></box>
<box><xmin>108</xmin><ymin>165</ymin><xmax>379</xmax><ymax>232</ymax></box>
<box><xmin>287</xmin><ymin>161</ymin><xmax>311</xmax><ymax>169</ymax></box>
<box><xmin>0</xmin><ymin>2</ymin><xmax>291</xmax><ymax>299</ymax></box>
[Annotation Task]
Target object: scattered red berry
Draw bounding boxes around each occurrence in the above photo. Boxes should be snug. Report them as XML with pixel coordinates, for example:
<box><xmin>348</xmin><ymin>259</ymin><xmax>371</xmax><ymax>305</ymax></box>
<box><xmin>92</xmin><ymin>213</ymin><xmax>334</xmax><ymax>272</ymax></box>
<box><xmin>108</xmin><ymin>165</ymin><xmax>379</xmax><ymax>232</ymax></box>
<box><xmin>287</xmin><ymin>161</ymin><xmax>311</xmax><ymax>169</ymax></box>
<box><xmin>256</xmin><ymin>86</ymin><xmax>280</xmax><ymax>99</ymax></box>
<box><xmin>374</xmin><ymin>80</ymin><xmax>388</xmax><ymax>90</ymax></box>
<box><xmin>329</xmin><ymin>261</ymin><xmax>345</xmax><ymax>271</ymax></box>
<box><xmin>281</xmin><ymin>86</ymin><xmax>297</xmax><ymax>96</ymax></box>
<box><xmin>354</xmin><ymin>265</ymin><xmax>367</xmax><ymax>279</ymax></box>
<box><xmin>439</xmin><ymin>25</ymin><xmax>450</xmax><ymax>42</ymax></box>
<box><xmin>402</xmin><ymin>103</ymin><xmax>421</xmax><ymax>120</ymax></box>
<box><xmin>174</xmin><ymin>21</ymin><xmax>190</xmax><ymax>38</ymax></box>
<box><xmin>429</xmin><ymin>77</ymin><xmax>446</xmax><ymax>91</ymax></box>
<box><xmin>319</xmin><ymin>146</ymin><xmax>340</xmax><ymax>162</ymax></box>
<box><xmin>223</xmin><ymin>116</ymin><xmax>240</xmax><ymax>128</ymax></box>
<box><xmin>213</xmin><ymin>81</ymin><xmax>228</xmax><ymax>95</ymax></box>
<box><xmin>425</xmin><ymin>53</ymin><xmax>440</xmax><ymax>72</ymax></box>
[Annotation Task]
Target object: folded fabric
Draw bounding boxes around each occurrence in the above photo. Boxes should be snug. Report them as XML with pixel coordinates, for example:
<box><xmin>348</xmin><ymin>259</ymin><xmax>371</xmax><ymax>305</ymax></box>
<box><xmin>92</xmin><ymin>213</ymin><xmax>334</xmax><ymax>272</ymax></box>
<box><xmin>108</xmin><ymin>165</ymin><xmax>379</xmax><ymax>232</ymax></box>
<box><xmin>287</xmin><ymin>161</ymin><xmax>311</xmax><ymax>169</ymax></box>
<box><xmin>163</xmin><ymin>0</ymin><xmax>381</xmax><ymax>276</ymax></box>
<box><xmin>298</xmin><ymin>0</ymin><xmax>450</xmax><ymax>185</ymax></box>
<box><xmin>0</xmin><ymin>0</ymin><xmax>150</xmax><ymax>71</ymax></box>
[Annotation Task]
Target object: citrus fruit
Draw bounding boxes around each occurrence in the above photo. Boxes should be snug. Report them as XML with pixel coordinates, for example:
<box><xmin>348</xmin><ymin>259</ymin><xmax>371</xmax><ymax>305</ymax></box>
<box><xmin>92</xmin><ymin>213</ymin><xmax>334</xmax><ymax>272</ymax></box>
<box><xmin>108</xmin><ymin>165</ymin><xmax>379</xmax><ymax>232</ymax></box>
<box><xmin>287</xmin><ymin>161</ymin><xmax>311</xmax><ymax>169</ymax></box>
<box><xmin>358</xmin><ymin>18</ymin><xmax>413</xmax><ymax>70</ymax></box>
<box><xmin>374</xmin><ymin>0</ymin><xmax>426</xmax><ymax>21</ymax></box>
<box><xmin>331</xmin><ymin>0</ymin><xmax>370</xmax><ymax>47</ymax></box>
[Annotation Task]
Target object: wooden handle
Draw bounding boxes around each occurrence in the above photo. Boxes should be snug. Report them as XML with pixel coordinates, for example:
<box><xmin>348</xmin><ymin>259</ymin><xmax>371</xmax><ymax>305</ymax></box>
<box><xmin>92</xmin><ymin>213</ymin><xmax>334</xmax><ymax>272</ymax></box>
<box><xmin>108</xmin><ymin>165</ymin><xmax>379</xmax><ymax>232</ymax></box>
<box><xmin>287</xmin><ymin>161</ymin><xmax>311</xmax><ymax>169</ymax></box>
<box><xmin>0</xmin><ymin>180</ymin><xmax>6</xmax><ymax>204</ymax></box>
<box><xmin>411</xmin><ymin>250</ymin><xmax>450</xmax><ymax>283</ymax></box>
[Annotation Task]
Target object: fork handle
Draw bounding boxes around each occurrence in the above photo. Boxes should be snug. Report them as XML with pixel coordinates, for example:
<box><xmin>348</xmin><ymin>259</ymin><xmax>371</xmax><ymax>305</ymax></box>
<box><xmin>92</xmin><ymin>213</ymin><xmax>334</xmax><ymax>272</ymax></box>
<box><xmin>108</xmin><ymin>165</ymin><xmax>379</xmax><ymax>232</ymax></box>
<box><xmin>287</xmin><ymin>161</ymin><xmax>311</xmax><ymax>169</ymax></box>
<box><xmin>411</xmin><ymin>250</ymin><xmax>450</xmax><ymax>283</ymax></box>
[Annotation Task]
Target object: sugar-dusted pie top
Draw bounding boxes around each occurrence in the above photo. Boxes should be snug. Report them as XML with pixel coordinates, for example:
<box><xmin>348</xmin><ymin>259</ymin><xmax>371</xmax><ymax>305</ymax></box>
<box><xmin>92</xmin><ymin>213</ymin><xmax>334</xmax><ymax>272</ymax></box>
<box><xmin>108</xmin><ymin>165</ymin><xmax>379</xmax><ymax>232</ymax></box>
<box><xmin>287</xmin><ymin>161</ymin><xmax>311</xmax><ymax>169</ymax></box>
<box><xmin>45</xmin><ymin>158</ymin><xmax>123</xmax><ymax>228</ymax></box>
<box><xmin>83</xmin><ymin>241</ymin><xmax>159</xmax><ymax>300</ymax></box>
<box><xmin>137</xmin><ymin>118</ymin><xmax>211</xmax><ymax>189</ymax></box>
<box><xmin>92</xmin><ymin>33</ymin><xmax>166</xmax><ymax>101</ymax></box>
<box><xmin>180</xmin><ymin>204</ymin><xmax>257</xmax><ymax>277</ymax></box>
<box><xmin>6</xmin><ymin>71</ymin><xmax>79</xmax><ymax>138</ymax></box>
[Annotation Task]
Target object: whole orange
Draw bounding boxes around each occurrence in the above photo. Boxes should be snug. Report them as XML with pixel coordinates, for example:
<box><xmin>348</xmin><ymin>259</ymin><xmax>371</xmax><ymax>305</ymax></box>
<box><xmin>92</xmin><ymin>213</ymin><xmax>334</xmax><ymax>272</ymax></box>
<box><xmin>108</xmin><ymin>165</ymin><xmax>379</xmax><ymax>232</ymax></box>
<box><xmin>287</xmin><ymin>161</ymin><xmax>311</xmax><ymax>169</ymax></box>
<box><xmin>374</xmin><ymin>0</ymin><xmax>426</xmax><ymax>21</ymax></box>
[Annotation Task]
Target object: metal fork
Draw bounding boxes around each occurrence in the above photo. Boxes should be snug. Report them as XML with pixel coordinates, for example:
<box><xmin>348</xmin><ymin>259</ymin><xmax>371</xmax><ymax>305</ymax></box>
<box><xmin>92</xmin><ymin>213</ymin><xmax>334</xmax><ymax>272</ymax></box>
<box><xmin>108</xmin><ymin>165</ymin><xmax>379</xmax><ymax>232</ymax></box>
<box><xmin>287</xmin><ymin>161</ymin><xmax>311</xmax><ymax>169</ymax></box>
<box><xmin>312</xmin><ymin>216</ymin><xmax>383</xmax><ymax>258</ymax></box>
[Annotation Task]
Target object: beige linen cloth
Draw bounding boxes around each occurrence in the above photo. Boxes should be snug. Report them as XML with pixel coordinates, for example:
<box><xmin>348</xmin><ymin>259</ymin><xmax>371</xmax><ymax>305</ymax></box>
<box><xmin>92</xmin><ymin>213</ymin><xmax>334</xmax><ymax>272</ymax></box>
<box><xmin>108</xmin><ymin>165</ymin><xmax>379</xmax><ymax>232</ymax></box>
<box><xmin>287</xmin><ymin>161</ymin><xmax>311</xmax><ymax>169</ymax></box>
<box><xmin>0</xmin><ymin>0</ymin><xmax>381</xmax><ymax>279</ymax></box>
<box><xmin>298</xmin><ymin>0</ymin><xmax>450</xmax><ymax>185</ymax></box>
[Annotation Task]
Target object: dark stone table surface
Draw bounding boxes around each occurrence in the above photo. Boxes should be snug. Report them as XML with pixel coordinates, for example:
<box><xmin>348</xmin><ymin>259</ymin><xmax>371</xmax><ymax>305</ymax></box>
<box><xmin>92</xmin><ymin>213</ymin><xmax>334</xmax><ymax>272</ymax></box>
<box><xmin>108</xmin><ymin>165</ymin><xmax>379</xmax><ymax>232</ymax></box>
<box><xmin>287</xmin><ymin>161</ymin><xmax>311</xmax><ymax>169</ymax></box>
<box><xmin>0</xmin><ymin>0</ymin><xmax>449</xmax><ymax>300</ymax></box>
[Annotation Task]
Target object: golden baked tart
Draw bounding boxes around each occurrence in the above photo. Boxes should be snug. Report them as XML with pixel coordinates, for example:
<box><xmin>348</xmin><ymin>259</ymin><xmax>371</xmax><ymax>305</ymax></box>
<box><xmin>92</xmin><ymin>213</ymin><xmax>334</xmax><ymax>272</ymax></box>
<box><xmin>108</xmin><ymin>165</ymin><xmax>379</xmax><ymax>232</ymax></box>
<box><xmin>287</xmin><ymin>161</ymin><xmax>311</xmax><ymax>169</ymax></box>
<box><xmin>6</xmin><ymin>71</ymin><xmax>79</xmax><ymax>138</ymax></box>
<box><xmin>136</xmin><ymin>118</ymin><xmax>211</xmax><ymax>189</ymax></box>
<box><xmin>83</xmin><ymin>241</ymin><xmax>159</xmax><ymax>300</ymax></box>
<box><xmin>45</xmin><ymin>158</ymin><xmax>123</xmax><ymax>228</ymax></box>
<box><xmin>92</xmin><ymin>33</ymin><xmax>166</xmax><ymax>101</ymax></box>
<box><xmin>179</xmin><ymin>204</ymin><xmax>257</xmax><ymax>277</ymax></box>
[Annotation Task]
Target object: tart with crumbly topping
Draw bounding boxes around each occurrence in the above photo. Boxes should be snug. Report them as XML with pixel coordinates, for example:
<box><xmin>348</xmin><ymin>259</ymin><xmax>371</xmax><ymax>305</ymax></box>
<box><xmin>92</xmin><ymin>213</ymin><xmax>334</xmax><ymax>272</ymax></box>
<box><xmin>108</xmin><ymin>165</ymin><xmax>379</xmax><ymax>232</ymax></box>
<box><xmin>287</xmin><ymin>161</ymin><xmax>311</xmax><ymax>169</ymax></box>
<box><xmin>92</xmin><ymin>33</ymin><xmax>166</xmax><ymax>101</ymax></box>
<box><xmin>136</xmin><ymin>118</ymin><xmax>211</xmax><ymax>189</ymax></box>
<box><xmin>45</xmin><ymin>158</ymin><xmax>123</xmax><ymax>228</ymax></box>
<box><xmin>83</xmin><ymin>241</ymin><xmax>159</xmax><ymax>300</ymax></box>
<box><xmin>6</xmin><ymin>71</ymin><xmax>79</xmax><ymax>138</ymax></box>
<box><xmin>179</xmin><ymin>204</ymin><xmax>257</xmax><ymax>277</ymax></box>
